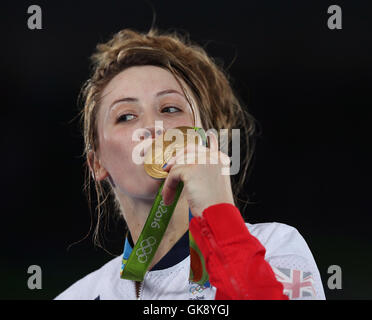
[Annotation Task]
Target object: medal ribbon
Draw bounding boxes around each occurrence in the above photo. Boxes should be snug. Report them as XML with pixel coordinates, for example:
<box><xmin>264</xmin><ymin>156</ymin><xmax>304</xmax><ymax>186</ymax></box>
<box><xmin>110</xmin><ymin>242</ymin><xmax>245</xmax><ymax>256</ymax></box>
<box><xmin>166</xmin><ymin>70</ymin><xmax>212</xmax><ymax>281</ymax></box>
<box><xmin>120</xmin><ymin>127</ymin><xmax>210</xmax><ymax>286</ymax></box>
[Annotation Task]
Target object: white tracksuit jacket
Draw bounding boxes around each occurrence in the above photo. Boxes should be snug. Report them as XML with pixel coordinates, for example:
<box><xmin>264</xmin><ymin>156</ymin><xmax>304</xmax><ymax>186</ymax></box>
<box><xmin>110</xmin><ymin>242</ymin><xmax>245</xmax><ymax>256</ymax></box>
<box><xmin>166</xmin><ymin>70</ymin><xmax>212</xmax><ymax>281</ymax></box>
<box><xmin>55</xmin><ymin>222</ymin><xmax>326</xmax><ymax>300</ymax></box>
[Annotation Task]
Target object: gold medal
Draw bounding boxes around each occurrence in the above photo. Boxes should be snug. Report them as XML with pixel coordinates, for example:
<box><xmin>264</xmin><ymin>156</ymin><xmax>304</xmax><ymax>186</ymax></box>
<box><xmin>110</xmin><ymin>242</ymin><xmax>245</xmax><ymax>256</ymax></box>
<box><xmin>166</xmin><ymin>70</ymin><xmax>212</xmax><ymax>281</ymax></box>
<box><xmin>144</xmin><ymin>126</ymin><xmax>204</xmax><ymax>179</ymax></box>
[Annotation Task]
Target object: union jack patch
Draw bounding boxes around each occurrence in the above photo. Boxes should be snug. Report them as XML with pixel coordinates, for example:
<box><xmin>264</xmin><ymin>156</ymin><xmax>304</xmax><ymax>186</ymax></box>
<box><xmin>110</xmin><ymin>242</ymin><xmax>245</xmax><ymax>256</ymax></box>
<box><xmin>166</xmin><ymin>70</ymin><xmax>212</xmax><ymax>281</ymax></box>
<box><xmin>272</xmin><ymin>266</ymin><xmax>316</xmax><ymax>299</ymax></box>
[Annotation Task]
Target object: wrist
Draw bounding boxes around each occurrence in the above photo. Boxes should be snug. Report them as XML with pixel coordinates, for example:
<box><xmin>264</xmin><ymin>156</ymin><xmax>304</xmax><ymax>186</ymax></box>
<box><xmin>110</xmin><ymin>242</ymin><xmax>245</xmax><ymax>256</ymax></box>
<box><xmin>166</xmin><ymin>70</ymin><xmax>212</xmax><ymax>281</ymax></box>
<box><xmin>200</xmin><ymin>201</ymin><xmax>236</xmax><ymax>217</ymax></box>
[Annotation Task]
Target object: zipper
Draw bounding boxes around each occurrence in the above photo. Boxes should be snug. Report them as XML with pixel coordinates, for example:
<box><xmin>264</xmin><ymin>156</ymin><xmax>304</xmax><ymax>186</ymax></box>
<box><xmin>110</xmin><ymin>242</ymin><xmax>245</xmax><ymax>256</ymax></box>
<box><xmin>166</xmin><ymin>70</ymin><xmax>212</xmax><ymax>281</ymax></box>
<box><xmin>199</xmin><ymin>218</ymin><xmax>227</xmax><ymax>264</ymax></box>
<box><xmin>199</xmin><ymin>217</ymin><xmax>247</xmax><ymax>299</ymax></box>
<box><xmin>136</xmin><ymin>272</ymin><xmax>147</xmax><ymax>300</ymax></box>
<box><xmin>135</xmin><ymin>281</ymin><xmax>143</xmax><ymax>300</ymax></box>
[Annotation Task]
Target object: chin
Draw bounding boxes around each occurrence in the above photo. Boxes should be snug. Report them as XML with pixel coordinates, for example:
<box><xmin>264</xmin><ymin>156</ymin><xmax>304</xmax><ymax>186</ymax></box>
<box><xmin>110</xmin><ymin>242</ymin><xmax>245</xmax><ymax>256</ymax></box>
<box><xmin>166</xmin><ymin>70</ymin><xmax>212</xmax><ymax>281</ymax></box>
<box><xmin>143</xmin><ymin>178</ymin><xmax>163</xmax><ymax>197</ymax></box>
<box><xmin>120</xmin><ymin>177</ymin><xmax>163</xmax><ymax>200</ymax></box>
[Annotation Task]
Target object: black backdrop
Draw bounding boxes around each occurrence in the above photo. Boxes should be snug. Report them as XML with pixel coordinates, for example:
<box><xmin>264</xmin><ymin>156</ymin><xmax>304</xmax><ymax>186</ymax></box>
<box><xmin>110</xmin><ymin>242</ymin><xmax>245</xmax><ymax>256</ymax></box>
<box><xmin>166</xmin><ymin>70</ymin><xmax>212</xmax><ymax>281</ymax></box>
<box><xmin>1</xmin><ymin>0</ymin><xmax>371</xmax><ymax>299</ymax></box>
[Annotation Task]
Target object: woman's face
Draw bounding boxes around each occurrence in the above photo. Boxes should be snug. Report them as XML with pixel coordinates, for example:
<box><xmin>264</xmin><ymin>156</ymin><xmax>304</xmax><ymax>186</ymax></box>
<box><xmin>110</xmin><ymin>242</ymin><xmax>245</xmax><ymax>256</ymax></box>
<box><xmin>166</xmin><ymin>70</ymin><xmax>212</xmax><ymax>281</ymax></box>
<box><xmin>95</xmin><ymin>65</ymin><xmax>201</xmax><ymax>199</ymax></box>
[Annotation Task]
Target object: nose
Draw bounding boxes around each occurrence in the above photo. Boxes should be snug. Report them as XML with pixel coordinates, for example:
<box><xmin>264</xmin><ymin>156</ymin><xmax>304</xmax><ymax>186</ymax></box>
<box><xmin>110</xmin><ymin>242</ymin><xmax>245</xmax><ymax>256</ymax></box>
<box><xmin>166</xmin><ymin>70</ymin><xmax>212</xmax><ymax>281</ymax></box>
<box><xmin>138</xmin><ymin>124</ymin><xmax>165</xmax><ymax>159</ymax></box>
<box><xmin>145</xmin><ymin>124</ymin><xmax>165</xmax><ymax>139</ymax></box>
<box><xmin>136</xmin><ymin>124</ymin><xmax>164</xmax><ymax>141</ymax></box>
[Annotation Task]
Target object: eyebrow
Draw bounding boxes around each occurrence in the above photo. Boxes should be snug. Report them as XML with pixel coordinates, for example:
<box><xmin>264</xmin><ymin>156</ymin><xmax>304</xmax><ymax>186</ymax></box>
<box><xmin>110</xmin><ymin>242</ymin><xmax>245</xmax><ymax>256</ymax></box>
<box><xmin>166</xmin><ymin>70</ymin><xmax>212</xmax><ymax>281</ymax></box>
<box><xmin>109</xmin><ymin>89</ymin><xmax>185</xmax><ymax>109</ymax></box>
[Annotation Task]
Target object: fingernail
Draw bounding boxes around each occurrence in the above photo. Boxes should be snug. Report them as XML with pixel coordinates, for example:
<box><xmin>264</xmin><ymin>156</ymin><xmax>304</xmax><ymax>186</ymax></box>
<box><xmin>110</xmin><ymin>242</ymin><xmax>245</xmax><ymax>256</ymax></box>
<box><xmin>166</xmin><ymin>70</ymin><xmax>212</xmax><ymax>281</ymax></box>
<box><xmin>162</xmin><ymin>163</ymin><xmax>168</xmax><ymax>169</ymax></box>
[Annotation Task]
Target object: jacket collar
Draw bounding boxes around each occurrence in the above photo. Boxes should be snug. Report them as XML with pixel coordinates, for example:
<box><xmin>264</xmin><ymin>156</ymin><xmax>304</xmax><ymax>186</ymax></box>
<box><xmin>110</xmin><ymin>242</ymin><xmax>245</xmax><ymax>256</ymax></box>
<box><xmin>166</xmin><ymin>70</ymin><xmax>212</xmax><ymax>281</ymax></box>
<box><xmin>125</xmin><ymin>230</ymin><xmax>189</xmax><ymax>271</ymax></box>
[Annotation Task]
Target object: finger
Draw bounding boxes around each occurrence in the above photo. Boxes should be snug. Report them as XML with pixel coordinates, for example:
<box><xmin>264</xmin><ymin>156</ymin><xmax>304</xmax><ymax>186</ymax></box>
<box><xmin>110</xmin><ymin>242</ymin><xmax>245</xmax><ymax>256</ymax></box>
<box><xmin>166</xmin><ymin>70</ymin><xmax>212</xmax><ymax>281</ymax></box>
<box><xmin>162</xmin><ymin>148</ymin><xmax>186</xmax><ymax>171</ymax></box>
<box><xmin>208</xmin><ymin>131</ymin><xmax>219</xmax><ymax>152</ymax></box>
<box><xmin>161</xmin><ymin>165</ymin><xmax>185</xmax><ymax>205</ymax></box>
<box><xmin>163</xmin><ymin>144</ymin><xmax>208</xmax><ymax>170</ymax></box>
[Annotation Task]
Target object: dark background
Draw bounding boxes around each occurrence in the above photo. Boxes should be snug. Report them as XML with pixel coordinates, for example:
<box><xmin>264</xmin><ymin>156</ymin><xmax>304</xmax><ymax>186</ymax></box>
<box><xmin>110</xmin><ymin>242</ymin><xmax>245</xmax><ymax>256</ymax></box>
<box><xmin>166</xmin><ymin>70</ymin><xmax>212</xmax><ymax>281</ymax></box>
<box><xmin>1</xmin><ymin>0</ymin><xmax>371</xmax><ymax>299</ymax></box>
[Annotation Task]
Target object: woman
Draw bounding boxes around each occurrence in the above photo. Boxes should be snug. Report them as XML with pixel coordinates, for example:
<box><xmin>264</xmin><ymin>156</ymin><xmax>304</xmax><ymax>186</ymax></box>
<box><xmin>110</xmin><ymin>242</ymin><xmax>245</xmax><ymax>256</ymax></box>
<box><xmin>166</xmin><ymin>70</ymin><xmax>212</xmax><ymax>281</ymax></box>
<box><xmin>55</xmin><ymin>28</ymin><xmax>325</xmax><ymax>300</ymax></box>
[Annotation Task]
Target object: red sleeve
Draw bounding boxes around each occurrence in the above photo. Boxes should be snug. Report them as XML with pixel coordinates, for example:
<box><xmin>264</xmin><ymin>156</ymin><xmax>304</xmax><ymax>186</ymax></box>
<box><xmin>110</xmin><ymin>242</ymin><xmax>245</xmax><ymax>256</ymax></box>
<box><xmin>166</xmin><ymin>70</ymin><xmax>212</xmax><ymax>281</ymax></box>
<box><xmin>189</xmin><ymin>203</ymin><xmax>288</xmax><ymax>300</ymax></box>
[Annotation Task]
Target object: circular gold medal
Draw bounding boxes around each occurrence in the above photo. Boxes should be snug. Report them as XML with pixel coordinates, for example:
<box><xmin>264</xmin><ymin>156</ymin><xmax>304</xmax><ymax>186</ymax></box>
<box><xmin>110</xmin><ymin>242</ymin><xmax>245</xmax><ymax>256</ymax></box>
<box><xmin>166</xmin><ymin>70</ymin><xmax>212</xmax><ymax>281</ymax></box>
<box><xmin>144</xmin><ymin>126</ymin><xmax>204</xmax><ymax>179</ymax></box>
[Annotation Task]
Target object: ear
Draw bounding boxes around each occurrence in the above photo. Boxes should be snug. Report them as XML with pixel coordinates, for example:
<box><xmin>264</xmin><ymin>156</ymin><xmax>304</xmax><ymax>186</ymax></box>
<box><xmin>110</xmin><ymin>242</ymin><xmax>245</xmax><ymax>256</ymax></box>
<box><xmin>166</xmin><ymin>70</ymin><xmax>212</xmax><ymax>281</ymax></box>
<box><xmin>87</xmin><ymin>150</ymin><xmax>109</xmax><ymax>181</ymax></box>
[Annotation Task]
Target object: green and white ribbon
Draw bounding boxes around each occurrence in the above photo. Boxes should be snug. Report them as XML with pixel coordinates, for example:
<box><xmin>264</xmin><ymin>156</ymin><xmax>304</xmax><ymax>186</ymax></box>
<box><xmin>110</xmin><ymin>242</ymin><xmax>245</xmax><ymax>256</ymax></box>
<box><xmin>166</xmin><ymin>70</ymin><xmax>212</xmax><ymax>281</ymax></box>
<box><xmin>120</xmin><ymin>181</ymin><xmax>183</xmax><ymax>281</ymax></box>
<box><xmin>120</xmin><ymin>127</ymin><xmax>210</xmax><ymax>286</ymax></box>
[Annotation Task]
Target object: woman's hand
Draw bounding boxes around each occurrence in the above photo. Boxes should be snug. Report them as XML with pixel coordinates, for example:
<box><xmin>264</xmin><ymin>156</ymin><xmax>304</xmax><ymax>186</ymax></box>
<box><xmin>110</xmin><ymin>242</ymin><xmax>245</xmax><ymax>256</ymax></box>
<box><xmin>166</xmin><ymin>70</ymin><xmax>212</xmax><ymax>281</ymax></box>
<box><xmin>161</xmin><ymin>132</ymin><xmax>235</xmax><ymax>217</ymax></box>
